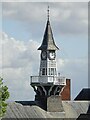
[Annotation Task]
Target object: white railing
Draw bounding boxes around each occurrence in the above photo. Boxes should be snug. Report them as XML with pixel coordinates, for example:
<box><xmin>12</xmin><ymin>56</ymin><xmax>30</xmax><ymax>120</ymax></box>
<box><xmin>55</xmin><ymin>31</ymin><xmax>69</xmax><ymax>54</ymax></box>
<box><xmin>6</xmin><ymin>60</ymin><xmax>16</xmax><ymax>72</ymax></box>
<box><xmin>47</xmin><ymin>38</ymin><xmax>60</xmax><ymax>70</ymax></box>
<box><xmin>54</xmin><ymin>76</ymin><xmax>66</xmax><ymax>85</ymax></box>
<box><xmin>30</xmin><ymin>76</ymin><xmax>66</xmax><ymax>85</ymax></box>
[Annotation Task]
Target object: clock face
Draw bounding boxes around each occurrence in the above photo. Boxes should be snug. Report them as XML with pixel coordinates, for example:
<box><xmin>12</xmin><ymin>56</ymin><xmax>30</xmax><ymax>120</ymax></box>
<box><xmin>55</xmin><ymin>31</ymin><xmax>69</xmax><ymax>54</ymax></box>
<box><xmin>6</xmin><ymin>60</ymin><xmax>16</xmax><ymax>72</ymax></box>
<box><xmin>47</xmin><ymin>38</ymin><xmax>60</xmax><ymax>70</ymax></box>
<box><xmin>49</xmin><ymin>51</ymin><xmax>56</xmax><ymax>60</ymax></box>
<box><xmin>41</xmin><ymin>51</ymin><xmax>47</xmax><ymax>60</ymax></box>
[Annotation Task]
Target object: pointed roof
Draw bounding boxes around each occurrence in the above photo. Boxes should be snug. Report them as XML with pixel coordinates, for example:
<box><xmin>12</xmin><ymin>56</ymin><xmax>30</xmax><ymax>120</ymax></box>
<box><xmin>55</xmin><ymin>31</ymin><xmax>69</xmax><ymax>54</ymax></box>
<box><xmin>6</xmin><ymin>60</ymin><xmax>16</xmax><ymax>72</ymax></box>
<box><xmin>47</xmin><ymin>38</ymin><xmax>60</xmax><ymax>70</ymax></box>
<box><xmin>38</xmin><ymin>7</ymin><xmax>59</xmax><ymax>51</ymax></box>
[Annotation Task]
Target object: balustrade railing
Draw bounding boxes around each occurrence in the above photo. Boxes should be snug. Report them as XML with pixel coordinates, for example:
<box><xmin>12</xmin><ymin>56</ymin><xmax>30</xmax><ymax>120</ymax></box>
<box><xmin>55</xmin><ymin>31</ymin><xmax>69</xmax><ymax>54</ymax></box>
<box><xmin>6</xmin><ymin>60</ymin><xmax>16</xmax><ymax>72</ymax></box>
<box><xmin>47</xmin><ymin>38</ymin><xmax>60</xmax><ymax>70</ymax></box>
<box><xmin>30</xmin><ymin>76</ymin><xmax>66</xmax><ymax>85</ymax></box>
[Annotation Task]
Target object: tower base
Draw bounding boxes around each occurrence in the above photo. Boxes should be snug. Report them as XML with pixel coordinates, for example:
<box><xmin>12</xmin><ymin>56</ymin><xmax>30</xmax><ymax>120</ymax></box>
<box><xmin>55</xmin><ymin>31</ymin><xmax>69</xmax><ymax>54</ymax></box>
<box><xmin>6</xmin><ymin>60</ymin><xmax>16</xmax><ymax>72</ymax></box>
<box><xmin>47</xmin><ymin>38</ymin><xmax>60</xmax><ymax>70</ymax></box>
<box><xmin>31</xmin><ymin>83</ymin><xmax>66</xmax><ymax>111</ymax></box>
<box><xmin>35</xmin><ymin>95</ymin><xmax>64</xmax><ymax>112</ymax></box>
<box><xmin>35</xmin><ymin>95</ymin><xmax>48</xmax><ymax>110</ymax></box>
<box><xmin>47</xmin><ymin>95</ymin><xmax>64</xmax><ymax>112</ymax></box>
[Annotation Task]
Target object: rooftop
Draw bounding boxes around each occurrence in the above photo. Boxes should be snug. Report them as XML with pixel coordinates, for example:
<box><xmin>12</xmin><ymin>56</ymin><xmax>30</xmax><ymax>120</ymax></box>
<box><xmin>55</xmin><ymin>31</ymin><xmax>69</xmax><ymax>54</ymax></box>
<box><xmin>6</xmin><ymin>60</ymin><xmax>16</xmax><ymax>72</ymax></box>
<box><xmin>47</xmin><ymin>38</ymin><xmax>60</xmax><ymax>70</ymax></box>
<box><xmin>74</xmin><ymin>88</ymin><xmax>90</xmax><ymax>101</ymax></box>
<box><xmin>2</xmin><ymin>101</ymin><xmax>90</xmax><ymax>119</ymax></box>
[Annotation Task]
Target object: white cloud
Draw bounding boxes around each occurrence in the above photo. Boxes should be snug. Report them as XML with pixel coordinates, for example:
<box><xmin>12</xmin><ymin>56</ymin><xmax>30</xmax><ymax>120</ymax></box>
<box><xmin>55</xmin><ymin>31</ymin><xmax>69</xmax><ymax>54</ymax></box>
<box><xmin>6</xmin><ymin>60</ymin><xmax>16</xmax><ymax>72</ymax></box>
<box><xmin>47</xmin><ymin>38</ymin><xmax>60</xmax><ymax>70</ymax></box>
<box><xmin>0</xmin><ymin>32</ymin><xmax>88</xmax><ymax>100</ymax></box>
<box><xmin>2</xmin><ymin>32</ymin><xmax>40</xmax><ymax>69</ymax></box>
<box><xmin>0</xmin><ymin>32</ymin><xmax>40</xmax><ymax>100</ymax></box>
<box><xmin>2</xmin><ymin>2</ymin><xmax>88</xmax><ymax>35</ymax></box>
<box><xmin>57</xmin><ymin>57</ymin><xmax>88</xmax><ymax>99</ymax></box>
<box><xmin>0</xmin><ymin>1</ymin><xmax>88</xmax><ymax>101</ymax></box>
<box><xmin>57</xmin><ymin>58</ymin><xmax>65</xmax><ymax>69</ymax></box>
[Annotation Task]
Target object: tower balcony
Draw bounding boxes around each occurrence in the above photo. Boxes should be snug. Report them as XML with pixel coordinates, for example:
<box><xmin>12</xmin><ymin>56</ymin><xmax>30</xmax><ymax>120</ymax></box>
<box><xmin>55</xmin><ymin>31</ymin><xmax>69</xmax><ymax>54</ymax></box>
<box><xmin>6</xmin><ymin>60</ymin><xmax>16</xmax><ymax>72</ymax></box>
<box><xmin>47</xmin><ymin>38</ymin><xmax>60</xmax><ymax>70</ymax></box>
<box><xmin>30</xmin><ymin>76</ymin><xmax>66</xmax><ymax>86</ymax></box>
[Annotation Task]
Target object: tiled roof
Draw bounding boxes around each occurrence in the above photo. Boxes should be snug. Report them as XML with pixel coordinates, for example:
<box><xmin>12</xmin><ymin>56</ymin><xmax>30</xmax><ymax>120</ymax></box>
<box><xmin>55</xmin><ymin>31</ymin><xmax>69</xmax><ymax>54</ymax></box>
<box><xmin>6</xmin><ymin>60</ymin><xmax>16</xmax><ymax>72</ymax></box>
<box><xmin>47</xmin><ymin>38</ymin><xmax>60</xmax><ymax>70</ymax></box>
<box><xmin>74</xmin><ymin>88</ymin><xmax>90</xmax><ymax>100</ymax></box>
<box><xmin>38</xmin><ymin>20</ymin><xmax>59</xmax><ymax>50</ymax></box>
<box><xmin>2</xmin><ymin>101</ymin><xmax>90</xmax><ymax>119</ymax></box>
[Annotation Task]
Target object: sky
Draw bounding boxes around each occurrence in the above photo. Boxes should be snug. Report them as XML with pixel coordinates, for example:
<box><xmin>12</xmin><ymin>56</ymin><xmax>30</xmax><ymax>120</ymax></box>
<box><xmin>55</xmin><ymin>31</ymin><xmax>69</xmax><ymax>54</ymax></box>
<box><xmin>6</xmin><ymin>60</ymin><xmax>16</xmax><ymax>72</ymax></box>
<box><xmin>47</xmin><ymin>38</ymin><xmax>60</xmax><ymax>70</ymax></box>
<box><xmin>0</xmin><ymin>1</ymin><xmax>88</xmax><ymax>101</ymax></box>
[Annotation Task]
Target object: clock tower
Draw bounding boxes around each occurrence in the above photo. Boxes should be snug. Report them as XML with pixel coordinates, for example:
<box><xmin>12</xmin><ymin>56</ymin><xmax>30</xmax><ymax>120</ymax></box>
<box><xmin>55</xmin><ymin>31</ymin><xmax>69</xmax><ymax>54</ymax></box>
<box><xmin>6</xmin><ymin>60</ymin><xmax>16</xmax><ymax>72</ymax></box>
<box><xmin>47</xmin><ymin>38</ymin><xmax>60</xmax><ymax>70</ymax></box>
<box><xmin>30</xmin><ymin>7</ymin><xmax>66</xmax><ymax>111</ymax></box>
<box><xmin>38</xmin><ymin>10</ymin><xmax>59</xmax><ymax>82</ymax></box>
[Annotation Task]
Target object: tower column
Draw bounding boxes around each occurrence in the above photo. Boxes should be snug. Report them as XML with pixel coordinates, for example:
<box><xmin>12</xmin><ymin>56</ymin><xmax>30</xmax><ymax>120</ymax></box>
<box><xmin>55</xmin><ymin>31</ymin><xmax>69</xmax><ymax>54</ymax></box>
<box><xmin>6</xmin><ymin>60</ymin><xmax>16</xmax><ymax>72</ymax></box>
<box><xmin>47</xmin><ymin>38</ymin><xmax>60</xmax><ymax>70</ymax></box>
<box><xmin>30</xmin><ymin>6</ymin><xmax>66</xmax><ymax>111</ymax></box>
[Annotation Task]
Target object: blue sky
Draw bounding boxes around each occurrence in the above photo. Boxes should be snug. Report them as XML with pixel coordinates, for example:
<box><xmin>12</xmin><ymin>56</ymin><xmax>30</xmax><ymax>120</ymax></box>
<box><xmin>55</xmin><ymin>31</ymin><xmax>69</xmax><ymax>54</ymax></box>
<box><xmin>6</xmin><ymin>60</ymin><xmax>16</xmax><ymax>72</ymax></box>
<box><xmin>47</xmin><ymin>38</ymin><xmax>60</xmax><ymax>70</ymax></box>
<box><xmin>1</xmin><ymin>2</ymin><xmax>88</xmax><ymax>100</ymax></box>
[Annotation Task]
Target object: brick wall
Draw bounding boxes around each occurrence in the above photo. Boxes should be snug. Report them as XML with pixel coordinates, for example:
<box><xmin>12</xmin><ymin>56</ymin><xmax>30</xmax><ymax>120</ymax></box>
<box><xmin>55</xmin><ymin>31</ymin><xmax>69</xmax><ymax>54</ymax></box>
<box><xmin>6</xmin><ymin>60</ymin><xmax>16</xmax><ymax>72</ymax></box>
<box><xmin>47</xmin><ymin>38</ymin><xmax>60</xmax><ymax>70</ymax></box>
<box><xmin>61</xmin><ymin>79</ymin><xmax>71</xmax><ymax>100</ymax></box>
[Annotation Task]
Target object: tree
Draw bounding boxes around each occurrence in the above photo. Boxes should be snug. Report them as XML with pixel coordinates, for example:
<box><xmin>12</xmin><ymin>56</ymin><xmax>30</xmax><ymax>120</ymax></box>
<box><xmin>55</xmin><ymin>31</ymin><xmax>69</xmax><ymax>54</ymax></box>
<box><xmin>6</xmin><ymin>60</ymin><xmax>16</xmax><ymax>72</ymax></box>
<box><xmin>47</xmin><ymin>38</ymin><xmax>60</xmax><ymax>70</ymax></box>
<box><xmin>0</xmin><ymin>77</ymin><xmax>10</xmax><ymax>117</ymax></box>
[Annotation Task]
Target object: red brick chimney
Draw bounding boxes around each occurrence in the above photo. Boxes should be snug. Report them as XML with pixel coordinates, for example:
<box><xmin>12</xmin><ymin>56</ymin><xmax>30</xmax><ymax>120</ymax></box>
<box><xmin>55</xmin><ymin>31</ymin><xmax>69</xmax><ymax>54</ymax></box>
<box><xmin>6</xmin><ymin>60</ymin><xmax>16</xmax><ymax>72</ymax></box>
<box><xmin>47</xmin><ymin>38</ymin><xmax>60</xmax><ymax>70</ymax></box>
<box><xmin>61</xmin><ymin>79</ymin><xmax>71</xmax><ymax>100</ymax></box>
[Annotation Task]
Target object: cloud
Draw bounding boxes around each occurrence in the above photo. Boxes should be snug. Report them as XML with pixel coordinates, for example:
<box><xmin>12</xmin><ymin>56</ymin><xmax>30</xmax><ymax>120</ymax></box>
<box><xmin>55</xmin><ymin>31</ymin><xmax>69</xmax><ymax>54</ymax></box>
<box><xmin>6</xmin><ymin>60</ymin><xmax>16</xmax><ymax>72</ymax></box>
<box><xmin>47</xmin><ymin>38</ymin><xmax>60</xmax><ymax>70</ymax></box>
<box><xmin>0</xmin><ymin>32</ymin><xmax>88</xmax><ymax>100</ymax></box>
<box><xmin>0</xmin><ymin>32</ymin><xmax>40</xmax><ymax>100</ymax></box>
<box><xmin>2</xmin><ymin>2</ymin><xmax>88</xmax><ymax>37</ymax></box>
<box><xmin>57</xmin><ymin>57</ymin><xmax>88</xmax><ymax>99</ymax></box>
<box><xmin>2</xmin><ymin>32</ymin><xmax>40</xmax><ymax>69</ymax></box>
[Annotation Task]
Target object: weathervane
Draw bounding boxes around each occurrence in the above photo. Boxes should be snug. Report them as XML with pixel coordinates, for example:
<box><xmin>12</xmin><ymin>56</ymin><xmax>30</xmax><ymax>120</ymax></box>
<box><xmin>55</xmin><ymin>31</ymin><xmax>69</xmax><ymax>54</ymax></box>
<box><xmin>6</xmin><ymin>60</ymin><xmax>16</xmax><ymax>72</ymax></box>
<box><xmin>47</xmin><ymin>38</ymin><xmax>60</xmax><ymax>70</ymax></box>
<box><xmin>47</xmin><ymin>6</ymin><xmax>50</xmax><ymax>21</ymax></box>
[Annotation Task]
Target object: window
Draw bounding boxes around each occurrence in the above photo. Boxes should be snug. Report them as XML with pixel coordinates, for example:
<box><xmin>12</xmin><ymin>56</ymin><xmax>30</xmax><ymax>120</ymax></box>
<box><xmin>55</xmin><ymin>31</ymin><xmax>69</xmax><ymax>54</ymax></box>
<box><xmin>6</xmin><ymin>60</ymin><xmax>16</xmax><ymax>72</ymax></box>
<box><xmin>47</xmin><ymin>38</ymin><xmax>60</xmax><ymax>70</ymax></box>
<box><xmin>42</xmin><ymin>68</ymin><xmax>45</xmax><ymax>75</ymax></box>
<box><xmin>49</xmin><ymin>68</ymin><xmax>50</xmax><ymax>75</ymax></box>
<box><xmin>48</xmin><ymin>68</ymin><xmax>55</xmax><ymax>75</ymax></box>
<box><xmin>39</xmin><ymin>68</ymin><xmax>42</xmax><ymax>76</ymax></box>
<box><xmin>55</xmin><ymin>68</ymin><xmax>57</xmax><ymax>75</ymax></box>
<box><xmin>51</xmin><ymin>68</ymin><xmax>54</xmax><ymax>75</ymax></box>
<box><xmin>46</xmin><ymin>68</ymin><xmax>47</xmax><ymax>75</ymax></box>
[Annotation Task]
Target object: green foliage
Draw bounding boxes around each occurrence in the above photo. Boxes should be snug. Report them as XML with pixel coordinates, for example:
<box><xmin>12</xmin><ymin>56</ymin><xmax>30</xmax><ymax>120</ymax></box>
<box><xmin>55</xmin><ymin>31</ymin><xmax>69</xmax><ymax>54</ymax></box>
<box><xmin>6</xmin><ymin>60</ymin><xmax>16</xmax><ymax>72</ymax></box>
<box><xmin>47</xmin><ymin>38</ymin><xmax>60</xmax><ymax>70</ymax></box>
<box><xmin>0</xmin><ymin>77</ymin><xmax>10</xmax><ymax>117</ymax></box>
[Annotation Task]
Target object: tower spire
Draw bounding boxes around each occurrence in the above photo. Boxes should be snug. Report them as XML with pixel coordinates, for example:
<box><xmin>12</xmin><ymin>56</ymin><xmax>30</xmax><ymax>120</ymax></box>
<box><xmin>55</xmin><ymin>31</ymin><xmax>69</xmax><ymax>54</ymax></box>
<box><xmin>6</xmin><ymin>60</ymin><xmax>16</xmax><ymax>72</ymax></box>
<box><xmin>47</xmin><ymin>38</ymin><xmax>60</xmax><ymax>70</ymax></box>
<box><xmin>38</xmin><ymin>6</ymin><xmax>59</xmax><ymax>50</ymax></box>
<box><xmin>47</xmin><ymin>6</ymin><xmax>49</xmax><ymax>21</ymax></box>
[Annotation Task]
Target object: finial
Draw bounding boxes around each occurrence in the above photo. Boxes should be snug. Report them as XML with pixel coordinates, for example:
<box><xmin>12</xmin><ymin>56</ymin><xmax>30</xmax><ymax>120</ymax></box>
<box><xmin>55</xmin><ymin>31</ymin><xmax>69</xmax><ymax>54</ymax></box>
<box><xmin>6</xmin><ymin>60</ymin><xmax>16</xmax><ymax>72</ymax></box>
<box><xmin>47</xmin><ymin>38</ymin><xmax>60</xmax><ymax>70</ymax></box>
<box><xmin>47</xmin><ymin>6</ymin><xmax>50</xmax><ymax>21</ymax></box>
